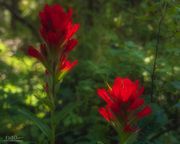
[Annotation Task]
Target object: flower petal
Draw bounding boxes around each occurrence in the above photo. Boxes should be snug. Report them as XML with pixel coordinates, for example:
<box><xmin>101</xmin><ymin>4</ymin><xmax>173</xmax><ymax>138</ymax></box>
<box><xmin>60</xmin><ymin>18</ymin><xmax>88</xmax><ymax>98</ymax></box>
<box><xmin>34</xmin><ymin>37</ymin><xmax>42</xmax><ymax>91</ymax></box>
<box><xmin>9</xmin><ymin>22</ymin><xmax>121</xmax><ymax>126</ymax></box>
<box><xmin>123</xmin><ymin>124</ymin><xmax>138</xmax><ymax>133</ymax></box>
<box><xmin>128</xmin><ymin>98</ymin><xmax>144</xmax><ymax>111</ymax></box>
<box><xmin>99</xmin><ymin>106</ymin><xmax>114</xmax><ymax>122</ymax></box>
<box><xmin>60</xmin><ymin>57</ymin><xmax>78</xmax><ymax>72</ymax></box>
<box><xmin>28</xmin><ymin>46</ymin><xmax>43</xmax><ymax>62</ymax></box>
<box><xmin>137</xmin><ymin>106</ymin><xmax>152</xmax><ymax>119</ymax></box>
<box><xmin>64</xmin><ymin>39</ymin><xmax>78</xmax><ymax>53</ymax></box>
<box><xmin>97</xmin><ymin>88</ymin><xmax>112</xmax><ymax>104</ymax></box>
<box><xmin>66</xmin><ymin>23</ymin><xmax>80</xmax><ymax>40</ymax></box>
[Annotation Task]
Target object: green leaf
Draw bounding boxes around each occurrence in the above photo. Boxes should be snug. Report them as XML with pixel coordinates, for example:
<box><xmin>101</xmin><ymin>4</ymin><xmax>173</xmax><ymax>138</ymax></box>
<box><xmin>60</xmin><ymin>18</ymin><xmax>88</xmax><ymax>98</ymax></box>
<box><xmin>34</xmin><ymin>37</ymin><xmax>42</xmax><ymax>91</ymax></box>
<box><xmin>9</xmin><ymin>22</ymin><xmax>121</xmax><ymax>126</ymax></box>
<box><xmin>18</xmin><ymin>108</ymin><xmax>51</xmax><ymax>139</ymax></box>
<box><xmin>125</xmin><ymin>132</ymin><xmax>138</xmax><ymax>144</ymax></box>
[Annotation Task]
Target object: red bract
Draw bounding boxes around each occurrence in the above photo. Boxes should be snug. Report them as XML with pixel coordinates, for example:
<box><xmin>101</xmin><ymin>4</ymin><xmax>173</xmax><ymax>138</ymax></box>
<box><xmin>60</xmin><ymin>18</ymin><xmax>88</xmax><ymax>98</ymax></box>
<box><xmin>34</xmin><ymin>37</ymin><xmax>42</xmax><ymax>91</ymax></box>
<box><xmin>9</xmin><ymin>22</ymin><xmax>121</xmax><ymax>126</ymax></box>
<box><xmin>27</xmin><ymin>4</ymin><xmax>79</xmax><ymax>76</ymax></box>
<box><xmin>97</xmin><ymin>77</ymin><xmax>152</xmax><ymax>133</ymax></box>
<box><xmin>28</xmin><ymin>46</ymin><xmax>43</xmax><ymax>62</ymax></box>
<box><xmin>39</xmin><ymin>4</ymin><xmax>79</xmax><ymax>46</ymax></box>
<box><xmin>60</xmin><ymin>57</ymin><xmax>78</xmax><ymax>72</ymax></box>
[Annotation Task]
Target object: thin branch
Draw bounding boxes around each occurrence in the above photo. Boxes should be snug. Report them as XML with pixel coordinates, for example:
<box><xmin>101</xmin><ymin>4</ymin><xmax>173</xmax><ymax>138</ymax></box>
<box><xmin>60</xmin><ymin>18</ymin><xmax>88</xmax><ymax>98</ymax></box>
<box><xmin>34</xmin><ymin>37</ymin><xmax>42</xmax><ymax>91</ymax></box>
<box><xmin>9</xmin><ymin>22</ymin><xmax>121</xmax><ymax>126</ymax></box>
<box><xmin>150</xmin><ymin>1</ymin><xmax>168</xmax><ymax>102</ymax></box>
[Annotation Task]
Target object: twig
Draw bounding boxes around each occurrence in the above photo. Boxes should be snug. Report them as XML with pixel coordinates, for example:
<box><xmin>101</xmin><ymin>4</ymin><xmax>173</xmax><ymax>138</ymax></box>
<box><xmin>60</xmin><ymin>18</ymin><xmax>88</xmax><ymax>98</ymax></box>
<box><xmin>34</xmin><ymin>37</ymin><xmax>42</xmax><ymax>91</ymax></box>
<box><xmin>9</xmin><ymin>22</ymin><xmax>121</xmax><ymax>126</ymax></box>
<box><xmin>150</xmin><ymin>1</ymin><xmax>168</xmax><ymax>102</ymax></box>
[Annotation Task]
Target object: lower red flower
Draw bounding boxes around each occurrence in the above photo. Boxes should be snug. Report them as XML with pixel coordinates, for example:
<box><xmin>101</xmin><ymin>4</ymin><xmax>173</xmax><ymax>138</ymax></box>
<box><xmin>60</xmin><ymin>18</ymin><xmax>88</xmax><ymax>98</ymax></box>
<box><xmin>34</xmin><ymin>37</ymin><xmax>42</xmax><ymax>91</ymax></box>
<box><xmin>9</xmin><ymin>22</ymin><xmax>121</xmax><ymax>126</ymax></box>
<box><xmin>97</xmin><ymin>77</ymin><xmax>152</xmax><ymax>134</ymax></box>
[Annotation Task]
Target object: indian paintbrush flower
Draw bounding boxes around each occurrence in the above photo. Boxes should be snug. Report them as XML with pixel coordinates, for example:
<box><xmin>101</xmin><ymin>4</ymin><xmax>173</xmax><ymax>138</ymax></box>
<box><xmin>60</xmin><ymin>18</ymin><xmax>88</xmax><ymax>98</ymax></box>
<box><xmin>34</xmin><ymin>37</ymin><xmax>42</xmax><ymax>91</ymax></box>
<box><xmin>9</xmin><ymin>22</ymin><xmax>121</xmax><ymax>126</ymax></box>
<box><xmin>97</xmin><ymin>77</ymin><xmax>152</xmax><ymax>143</ymax></box>
<box><xmin>28</xmin><ymin>4</ymin><xmax>79</xmax><ymax>78</ymax></box>
<box><xmin>27</xmin><ymin>4</ymin><xmax>79</xmax><ymax>144</ymax></box>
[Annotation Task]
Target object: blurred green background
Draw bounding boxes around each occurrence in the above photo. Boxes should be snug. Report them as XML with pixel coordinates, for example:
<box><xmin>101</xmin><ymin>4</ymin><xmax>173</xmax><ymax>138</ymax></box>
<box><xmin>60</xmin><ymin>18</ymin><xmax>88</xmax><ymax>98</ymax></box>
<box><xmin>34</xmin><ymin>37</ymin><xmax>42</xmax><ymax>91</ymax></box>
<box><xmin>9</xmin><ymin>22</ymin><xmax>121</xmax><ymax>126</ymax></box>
<box><xmin>0</xmin><ymin>0</ymin><xmax>179</xmax><ymax>143</ymax></box>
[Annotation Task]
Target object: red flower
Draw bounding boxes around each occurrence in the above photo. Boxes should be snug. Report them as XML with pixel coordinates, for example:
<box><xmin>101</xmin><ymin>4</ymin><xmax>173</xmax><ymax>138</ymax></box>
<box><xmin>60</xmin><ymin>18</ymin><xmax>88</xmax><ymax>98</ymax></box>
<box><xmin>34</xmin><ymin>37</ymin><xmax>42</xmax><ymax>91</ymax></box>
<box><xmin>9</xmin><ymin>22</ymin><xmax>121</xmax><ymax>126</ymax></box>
<box><xmin>27</xmin><ymin>4</ymin><xmax>79</xmax><ymax>78</ymax></box>
<box><xmin>39</xmin><ymin>4</ymin><xmax>79</xmax><ymax>46</ymax></box>
<box><xmin>97</xmin><ymin>77</ymin><xmax>152</xmax><ymax>133</ymax></box>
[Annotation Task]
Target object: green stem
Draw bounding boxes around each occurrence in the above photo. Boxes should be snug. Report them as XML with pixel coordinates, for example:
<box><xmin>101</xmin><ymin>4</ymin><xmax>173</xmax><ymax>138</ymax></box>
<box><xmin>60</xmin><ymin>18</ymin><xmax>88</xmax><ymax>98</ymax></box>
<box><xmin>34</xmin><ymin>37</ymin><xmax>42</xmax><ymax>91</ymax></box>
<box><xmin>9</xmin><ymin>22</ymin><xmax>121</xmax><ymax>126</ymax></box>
<box><xmin>50</xmin><ymin>62</ymin><xmax>56</xmax><ymax>144</ymax></box>
<box><xmin>119</xmin><ymin>133</ymin><xmax>128</xmax><ymax>144</ymax></box>
<box><xmin>50</xmin><ymin>107</ymin><xmax>55</xmax><ymax>144</ymax></box>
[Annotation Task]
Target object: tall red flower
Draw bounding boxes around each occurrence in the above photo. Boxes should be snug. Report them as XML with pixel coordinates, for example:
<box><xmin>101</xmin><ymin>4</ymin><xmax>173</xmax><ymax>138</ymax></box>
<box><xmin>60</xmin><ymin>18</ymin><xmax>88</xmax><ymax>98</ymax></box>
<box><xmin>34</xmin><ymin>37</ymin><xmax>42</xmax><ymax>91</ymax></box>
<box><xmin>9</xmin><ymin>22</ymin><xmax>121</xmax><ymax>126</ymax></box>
<box><xmin>27</xmin><ymin>4</ymin><xmax>79</xmax><ymax>77</ymax></box>
<box><xmin>39</xmin><ymin>4</ymin><xmax>79</xmax><ymax>46</ymax></box>
<box><xmin>27</xmin><ymin>4</ymin><xmax>80</xmax><ymax>143</ymax></box>
<box><xmin>97</xmin><ymin>77</ymin><xmax>152</xmax><ymax>134</ymax></box>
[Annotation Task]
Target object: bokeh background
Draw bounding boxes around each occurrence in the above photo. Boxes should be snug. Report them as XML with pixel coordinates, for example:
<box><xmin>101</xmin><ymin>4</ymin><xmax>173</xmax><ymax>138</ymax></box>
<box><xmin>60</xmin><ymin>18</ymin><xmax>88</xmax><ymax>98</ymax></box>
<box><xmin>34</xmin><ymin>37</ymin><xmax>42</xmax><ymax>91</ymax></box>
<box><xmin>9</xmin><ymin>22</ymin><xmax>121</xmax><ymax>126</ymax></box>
<box><xmin>0</xmin><ymin>0</ymin><xmax>179</xmax><ymax>143</ymax></box>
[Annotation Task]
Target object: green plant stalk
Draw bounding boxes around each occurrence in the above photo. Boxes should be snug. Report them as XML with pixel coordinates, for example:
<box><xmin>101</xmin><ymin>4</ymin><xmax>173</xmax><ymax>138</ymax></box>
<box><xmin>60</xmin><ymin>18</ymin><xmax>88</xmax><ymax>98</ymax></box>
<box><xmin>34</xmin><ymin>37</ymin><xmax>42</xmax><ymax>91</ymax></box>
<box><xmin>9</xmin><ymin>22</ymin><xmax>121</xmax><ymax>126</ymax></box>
<box><xmin>114</xmin><ymin>122</ymin><xmax>137</xmax><ymax>144</ymax></box>
<box><xmin>50</xmin><ymin>106</ymin><xmax>55</xmax><ymax>144</ymax></box>
<box><xmin>50</xmin><ymin>63</ymin><xmax>57</xmax><ymax>144</ymax></box>
<box><xmin>119</xmin><ymin>131</ymin><xmax>138</xmax><ymax>144</ymax></box>
<box><xmin>119</xmin><ymin>132</ymin><xmax>128</xmax><ymax>144</ymax></box>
